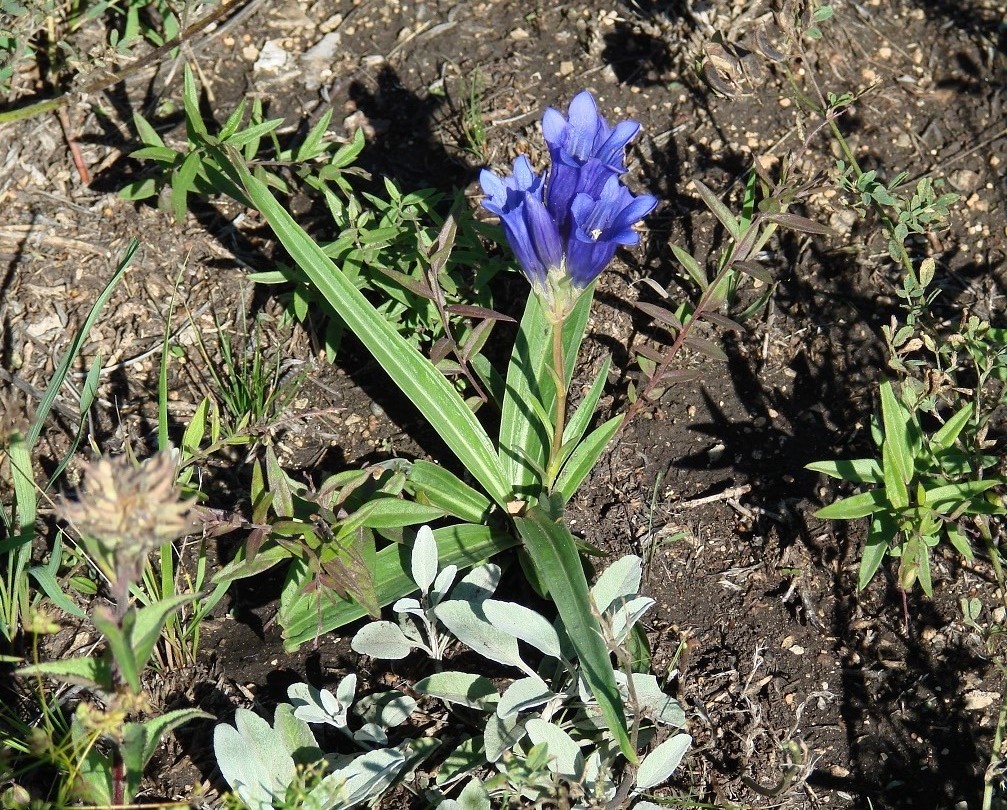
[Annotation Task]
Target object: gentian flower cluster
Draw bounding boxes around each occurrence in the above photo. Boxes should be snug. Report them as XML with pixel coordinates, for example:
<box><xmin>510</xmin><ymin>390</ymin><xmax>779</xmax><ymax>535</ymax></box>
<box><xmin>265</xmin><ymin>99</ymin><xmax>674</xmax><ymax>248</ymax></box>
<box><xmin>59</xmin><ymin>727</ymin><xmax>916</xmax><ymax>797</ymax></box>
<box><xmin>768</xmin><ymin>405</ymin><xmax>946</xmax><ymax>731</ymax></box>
<box><xmin>480</xmin><ymin>91</ymin><xmax>657</xmax><ymax>321</ymax></box>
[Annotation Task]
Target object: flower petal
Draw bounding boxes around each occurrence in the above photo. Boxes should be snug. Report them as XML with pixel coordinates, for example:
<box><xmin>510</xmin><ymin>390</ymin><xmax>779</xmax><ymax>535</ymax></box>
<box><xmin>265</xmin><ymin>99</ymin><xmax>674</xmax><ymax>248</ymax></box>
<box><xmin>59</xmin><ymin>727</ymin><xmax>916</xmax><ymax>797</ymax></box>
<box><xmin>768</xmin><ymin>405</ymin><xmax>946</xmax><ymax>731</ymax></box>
<box><xmin>523</xmin><ymin>192</ymin><xmax>564</xmax><ymax>276</ymax></box>
<box><xmin>613</xmin><ymin>193</ymin><xmax>658</xmax><ymax>231</ymax></box>
<box><xmin>564</xmin><ymin>91</ymin><xmax>603</xmax><ymax>161</ymax></box>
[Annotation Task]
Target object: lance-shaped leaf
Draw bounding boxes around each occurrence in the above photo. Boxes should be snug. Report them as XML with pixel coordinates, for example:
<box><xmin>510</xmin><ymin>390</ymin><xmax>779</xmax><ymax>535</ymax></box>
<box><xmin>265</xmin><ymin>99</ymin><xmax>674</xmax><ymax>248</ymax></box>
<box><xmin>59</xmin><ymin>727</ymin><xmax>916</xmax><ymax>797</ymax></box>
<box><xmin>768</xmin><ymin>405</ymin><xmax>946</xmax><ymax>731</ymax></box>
<box><xmin>219</xmin><ymin>146</ymin><xmax>510</xmax><ymax>508</ymax></box>
<box><xmin>514</xmin><ymin>507</ymin><xmax>635</xmax><ymax>762</ymax></box>
<box><xmin>499</xmin><ymin>287</ymin><xmax>594</xmax><ymax>495</ymax></box>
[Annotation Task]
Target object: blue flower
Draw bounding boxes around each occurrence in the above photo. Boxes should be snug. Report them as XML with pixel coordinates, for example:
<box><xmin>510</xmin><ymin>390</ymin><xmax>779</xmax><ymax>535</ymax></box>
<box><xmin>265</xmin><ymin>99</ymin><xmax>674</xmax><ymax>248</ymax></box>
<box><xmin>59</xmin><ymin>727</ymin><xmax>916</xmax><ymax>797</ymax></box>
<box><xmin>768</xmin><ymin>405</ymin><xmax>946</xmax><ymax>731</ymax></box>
<box><xmin>479</xmin><ymin>155</ymin><xmax>562</xmax><ymax>292</ymax></box>
<box><xmin>566</xmin><ymin>170</ymin><xmax>658</xmax><ymax>288</ymax></box>
<box><xmin>542</xmin><ymin>90</ymin><xmax>641</xmax><ymax>233</ymax></box>
<box><xmin>479</xmin><ymin>91</ymin><xmax>655</xmax><ymax>318</ymax></box>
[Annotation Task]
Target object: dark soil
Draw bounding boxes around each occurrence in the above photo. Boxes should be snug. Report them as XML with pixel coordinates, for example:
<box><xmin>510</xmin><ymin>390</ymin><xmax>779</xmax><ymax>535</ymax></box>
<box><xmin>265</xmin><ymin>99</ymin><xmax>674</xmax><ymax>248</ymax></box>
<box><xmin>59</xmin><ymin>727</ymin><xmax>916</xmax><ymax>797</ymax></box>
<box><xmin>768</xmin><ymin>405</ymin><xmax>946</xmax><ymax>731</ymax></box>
<box><xmin>2</xmin><ymin>0</ymin><xmax>1007</xmax><ymax>808</ymax></box>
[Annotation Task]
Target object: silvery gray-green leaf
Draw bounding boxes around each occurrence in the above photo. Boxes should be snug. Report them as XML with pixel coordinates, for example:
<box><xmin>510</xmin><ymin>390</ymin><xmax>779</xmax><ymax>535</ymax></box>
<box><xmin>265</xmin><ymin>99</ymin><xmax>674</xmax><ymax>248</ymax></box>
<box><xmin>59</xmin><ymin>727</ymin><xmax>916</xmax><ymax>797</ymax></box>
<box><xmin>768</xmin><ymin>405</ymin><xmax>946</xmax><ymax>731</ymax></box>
<box><xmin>430</xmin><ymin>564</ymin><xmax>459</xmax><ymax>605</ymax></box>
<box><xmin>591</xmin><ymin>555</ymin><xmax>643</xmax><ymax>614</ymax></box>
<box><xmin>356</xmin><ymin>690</ymin><xmax>416</xmax><ymax>729</ymax></box>
<box><xmin>434</xmin><ymin>601</ymin><xmax>532</xmax><ymax>675</ymax></box>
<box><xmin>352</xmin><ymin>621</ymin><xmax>414</xmax><ymax>659</ymax></box>
<box><xmin>608</xmin><ymin>595</ymin><xmax>655</xmax><ymax>643</ymax></box>
<box><xmin>484</xmin><ymin>713</ymin><xmax>525</xmax><ymax>763</ymax></box>
<box><xmin>437</xmin><ymin>778</ymin><xmax>491</xmax><ymax>810</ymax></box>
<box><xmin>392</xmin><ymin>596</ymin><xmax>424</xmax><ymax>617</ymax></box>
<box><xmin>415</xmin><ymin>671</ymin><xmax>499</xmax><ymax>710</ymax></box>
<box><xmin>213</xmin><ymin>708</ymin><xmax>295</xmax><ymax>810</ymax></box>
<box><xmin>309</xmin><ymin>747</ymin><xmax>407</xmax><ymax>809</ymax></box>
<box><xmin>335</xmin><ymin>673</ymin><xmax>357</xmax><ymax>710</ymax></box>
<box><xmin>352</xmin><ymin>723</ymin><xmax>387</xmax><ymax>746</ymax></box>
<box><xmin>525</xmin><ymin>718</ymin><xmax>584</xmax><ymax>782</ymax></box>
<box><xmin>496</xmin><ymin>675</ymin><xmax>555</xmax><ymax>719</ymax></box>
<box><xmin>273</xmin><ymin>703</ymin><xmax>321</xmax><ymax>762</ymax></box>
<box><xmin>288</xmin><ymin>681</ymin><xmax>350</xmax><ymax>729</ymax></box>
<box><xmin>635</xmin><ymin>733</ymin><xmax>691</xmax><ymax>790</ymax></box>
<box><xmin>616</xmin><ymin>673</ymin><xmax>687</xmax><ymax>728</ymax></box>
<box><xmin>481</xmin><ymin>599</ymin><xmax>562</xmax><ymax>659</ymax></box>
<box><xmin>450</xmin><ymin>563</ymin><xmax>501</xmax><ymax>603</ymax></box>
<box><xmin>411</xmin><ymin>525</ymin><xmax>439</xmax><ymax>594</ymax></box>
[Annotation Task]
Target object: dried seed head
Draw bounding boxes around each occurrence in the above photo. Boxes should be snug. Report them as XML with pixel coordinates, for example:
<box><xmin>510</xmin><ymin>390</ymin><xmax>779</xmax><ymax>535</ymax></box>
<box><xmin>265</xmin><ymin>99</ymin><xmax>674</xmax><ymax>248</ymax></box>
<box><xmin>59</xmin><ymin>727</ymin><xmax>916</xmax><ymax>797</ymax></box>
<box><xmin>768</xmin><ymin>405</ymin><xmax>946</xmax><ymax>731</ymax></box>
<box><xmin>58</xmin><ymin>453</ymin><xmax>194</xmax><ymax>561</ymax></box>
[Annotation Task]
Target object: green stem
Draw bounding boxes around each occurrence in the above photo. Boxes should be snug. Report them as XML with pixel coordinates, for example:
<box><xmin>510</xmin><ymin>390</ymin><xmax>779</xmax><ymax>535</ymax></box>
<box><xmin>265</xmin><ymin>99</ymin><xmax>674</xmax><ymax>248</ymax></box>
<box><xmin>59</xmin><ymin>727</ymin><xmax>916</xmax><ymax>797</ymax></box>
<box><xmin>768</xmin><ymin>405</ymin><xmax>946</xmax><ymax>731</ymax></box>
<box><xmin>548</xmin><ymin>319</ymin><xmax>567</xmax><ymax>488</ymax></box>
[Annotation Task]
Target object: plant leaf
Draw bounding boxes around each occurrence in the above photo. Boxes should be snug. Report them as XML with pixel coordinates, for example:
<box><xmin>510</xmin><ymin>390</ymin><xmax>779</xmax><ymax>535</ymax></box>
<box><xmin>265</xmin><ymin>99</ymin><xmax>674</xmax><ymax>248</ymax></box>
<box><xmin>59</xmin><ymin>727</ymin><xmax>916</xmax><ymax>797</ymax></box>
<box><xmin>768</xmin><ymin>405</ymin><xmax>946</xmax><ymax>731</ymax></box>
<box><xmin>805</xmin><ymin>459</ymin><xmax>883</xmax><ymax>484</ymax></box>
<box><xmin>815</xmin><ymin>488</ymin><xmax>888</xmax><ymax>519</ymax></box>
<box><xmin>880</xmin><ymin>381</ymin><xmax>913</xmax><ymax>486</ymax></box>
<box><xmin>636</xmin><ymin>733</ymin><xmax>691</xmax><ymax>789</ymax></box>
<box><xmin>555</xmin><ymin>414</ymin><xmax>623</xmax><ymax>504</ymax></box>
<box><xmin>481</xmin><ymin>599</ymin><xmax>562</xmax><ymax>659</ymax></box>
<box><xmin>931</xmin><ymin>403</ymin><xmax>973</xmax><ymax>451</ymax></box>
<box><xmin>351</xmin><ymin>621</ymin><xmax>415</xmax><ymax>660</ymax></box>
<box><xmin>434</xmin><ymin>601</ymin><xmax>532</xmax><ymax>675</ymax></box>
<box><xmin>499</xmin><ymin>287</ymin><xmax>594</xmax><ymax>497</ymax></box>
<box><xmin>414</xmin><ymin>671</ymin><xmax>499</xmax><ymax>710</ymax></box>
<box><xmin>213</xmin><ymin>709</ymin><xmax>295</xmax><ymax>810</ymax></box>
<box><xmin>514</xmin><ymin>507</ymin><xmax>634</xmax><ymax>762</ymax></box>
<box><xmin>221</xmin><ymin>148</ymin><xmax>510</xmax><ymax>507</ymax></box>
<box><xmin>411</xmin><ymin>525</ymin><xmax>439</xmax><ymax>594</ymax></box>
<box><xmin>408</xmin><ymin>460</ymin><xmax>492</xmax><ymax>523</ymax></box>
<box><xmin>591</xmin><ymin>555</ymin><xmax>643</xmax><ymax>614</ymax></box>
<box><xmin>693</xmin><ymin>179</ymin><xmax>741</xmax><ymax>240</ymax></box>
<box><xmin>497</xmin><ymin>675</ymin><xmax>555</xmax><ymax>719</ymax></box>
<box><xmin>525</xmin><ymin>718</ymin><xmax>584</xmax><ymax>781</ymax></box>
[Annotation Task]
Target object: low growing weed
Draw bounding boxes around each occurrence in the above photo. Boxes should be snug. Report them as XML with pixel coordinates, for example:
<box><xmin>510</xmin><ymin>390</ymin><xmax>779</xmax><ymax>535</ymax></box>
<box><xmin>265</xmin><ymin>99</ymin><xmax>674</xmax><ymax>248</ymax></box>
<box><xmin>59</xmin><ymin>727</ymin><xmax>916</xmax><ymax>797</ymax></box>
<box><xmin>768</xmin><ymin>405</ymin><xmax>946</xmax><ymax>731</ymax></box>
<box><xmin>123</xmin><ymin>68</ymin><xmax>507</xmax><ymax>364</ymax></box>
<box><xmin>345</xmin><ymin>528</ymin><xmax>691</xmax><ymax>808</ymax></box>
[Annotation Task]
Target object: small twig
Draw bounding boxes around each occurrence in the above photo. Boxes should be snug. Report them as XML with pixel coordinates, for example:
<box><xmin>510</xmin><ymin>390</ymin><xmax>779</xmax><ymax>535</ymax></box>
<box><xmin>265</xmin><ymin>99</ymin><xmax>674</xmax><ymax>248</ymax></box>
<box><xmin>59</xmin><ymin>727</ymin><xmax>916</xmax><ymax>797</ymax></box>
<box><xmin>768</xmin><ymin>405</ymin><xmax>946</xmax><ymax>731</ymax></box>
<box><xmin>674</xmin><ymin>483</ymin><xmax>752</xmax><ymax>509</ymax></box>
<box><xmin>0</xmin><ymin>367</ymin><xmax>79</xmax><ymax>420</ymax></box>
<box><xmin>56</xmin><ymin>107</ymin><xmax>90</xmax><ymax>185</ymax></box>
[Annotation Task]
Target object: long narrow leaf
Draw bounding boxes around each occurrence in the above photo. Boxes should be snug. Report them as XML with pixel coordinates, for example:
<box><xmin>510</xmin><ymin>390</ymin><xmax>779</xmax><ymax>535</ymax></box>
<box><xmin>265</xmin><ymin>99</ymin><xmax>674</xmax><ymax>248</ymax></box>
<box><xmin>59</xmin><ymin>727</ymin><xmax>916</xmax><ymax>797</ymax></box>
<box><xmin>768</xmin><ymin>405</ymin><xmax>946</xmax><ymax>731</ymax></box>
<box><xmin>805</xmin><ymin>459</ymin><xmax>883</xmax><ymax>484</ymax></box>
<box><xmin>815</xmin><ymin>488</ymin><xmax>888</xmax><ymax>519</ymax></box>
<box><xmin>407</xmin><ymin>461</ymin><xmax>492</xmax><ymax>524</ymax></box>
<box><xmin>499</xmin><ymin>288</ymin><xmax>594</xmax><ymax>495</ymax></box>
<box><xmin>562</xmin><ymin>356</ymin><xmax>612</xmax><ymax>449</ymax></box>
<box><xmin>931</xmin><ymin>403</ymin><xmax>972</xmax><ymax>451</ymax></box>
<box><xmin>879</xmin><ymin>382</ymin><xmax>912</xmax><ymax>486</ymax></box>
<box><xmin>693</xmin><ymin>179</ymin><xmax>741</xmax><ymax>240</ymax></box>
<box><xmin>514</xmin><ymin>507</ymin><xmax>635</xmax><ymax>762</ymax></box>
<box><xmin>222</xmin><ymin>150</ymin><xmax>510</xmax><ymax>507</ymax></box>
<box><xmin>556</xmin><ymin>415</ymin><xmax>624</xmax><ymax>504</ymax></box>
<box><xmin>26</xmin><ymin>240</ymin><xmax>136</xmax><ymax>451</ymax></box>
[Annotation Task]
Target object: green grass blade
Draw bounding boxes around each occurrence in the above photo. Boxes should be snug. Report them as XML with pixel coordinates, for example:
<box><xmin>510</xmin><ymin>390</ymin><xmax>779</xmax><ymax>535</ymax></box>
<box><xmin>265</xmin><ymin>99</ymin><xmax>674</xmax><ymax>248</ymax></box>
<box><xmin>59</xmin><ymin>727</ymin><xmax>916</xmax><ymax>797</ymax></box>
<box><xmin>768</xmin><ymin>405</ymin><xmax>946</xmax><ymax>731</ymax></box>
<box><xmin>223</xmin><ymin>150</ymin><xmax>510</xmax><ymax>508</ymax></box>
<box><xmin>26</xmin><ymin>239</ymin><xmax>136</xmax><ymax>452</ymax></box>
<box><xmin>514</xmin><ymin>507</ymin><xmax>635</xmax><ymax>762</ymax></box>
